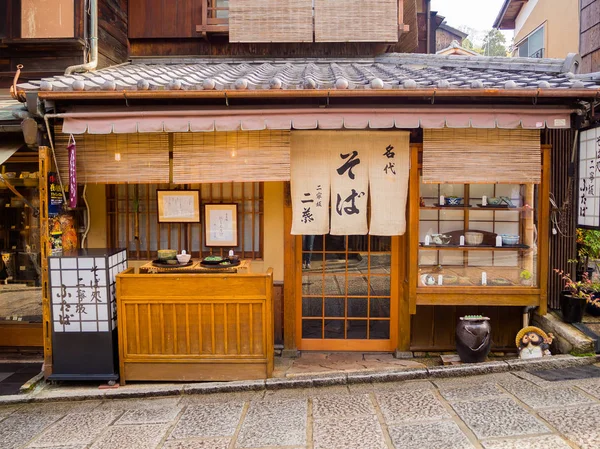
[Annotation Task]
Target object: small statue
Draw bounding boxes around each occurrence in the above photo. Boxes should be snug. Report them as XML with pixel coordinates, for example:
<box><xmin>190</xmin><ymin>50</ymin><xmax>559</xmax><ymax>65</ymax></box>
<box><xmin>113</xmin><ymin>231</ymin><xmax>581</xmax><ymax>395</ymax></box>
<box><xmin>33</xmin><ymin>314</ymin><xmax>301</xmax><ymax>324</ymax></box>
<box><xmin>516</xmin><ymin>326</ymin><xmax>554</xmax><ymax>359</ymax></box>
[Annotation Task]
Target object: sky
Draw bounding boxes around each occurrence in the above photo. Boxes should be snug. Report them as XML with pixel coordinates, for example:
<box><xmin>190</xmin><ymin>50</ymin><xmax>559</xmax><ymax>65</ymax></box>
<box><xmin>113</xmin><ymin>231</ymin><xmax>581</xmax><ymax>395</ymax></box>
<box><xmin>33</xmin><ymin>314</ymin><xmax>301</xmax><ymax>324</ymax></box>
<box><xmin>430</xmin><ymin>0</ymin><xmax>514</xmax><ymax>46</ymax></box>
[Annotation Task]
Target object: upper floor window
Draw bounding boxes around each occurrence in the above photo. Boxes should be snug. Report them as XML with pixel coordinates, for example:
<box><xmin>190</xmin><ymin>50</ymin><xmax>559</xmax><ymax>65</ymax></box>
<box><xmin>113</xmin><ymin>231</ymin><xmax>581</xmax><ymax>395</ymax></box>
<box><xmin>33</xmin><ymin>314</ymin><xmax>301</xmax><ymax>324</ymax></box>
<box><xmin>516</xmin><ymin>25</ymin><xmax>544</xmax><ymax>58</ymax></box>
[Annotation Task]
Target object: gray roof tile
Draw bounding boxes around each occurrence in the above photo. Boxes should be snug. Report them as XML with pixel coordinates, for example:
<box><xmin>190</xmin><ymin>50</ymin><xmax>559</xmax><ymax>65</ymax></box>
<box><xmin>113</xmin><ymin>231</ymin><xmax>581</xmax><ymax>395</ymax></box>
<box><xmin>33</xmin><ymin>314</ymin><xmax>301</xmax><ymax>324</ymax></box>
<box><xmin>18</xmin><ymin>53</ymin><xmax>600</xmax><ymax>93</ymax></box>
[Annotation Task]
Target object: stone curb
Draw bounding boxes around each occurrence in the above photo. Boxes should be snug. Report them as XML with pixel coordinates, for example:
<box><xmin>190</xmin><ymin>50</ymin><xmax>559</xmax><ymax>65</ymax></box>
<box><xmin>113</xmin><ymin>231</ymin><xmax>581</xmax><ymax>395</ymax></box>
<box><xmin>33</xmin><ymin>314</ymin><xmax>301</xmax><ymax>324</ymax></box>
<box><xmin>2</xmin><ymin>354</ymin><xmax>598</xmax><ymax>405</ymax></box>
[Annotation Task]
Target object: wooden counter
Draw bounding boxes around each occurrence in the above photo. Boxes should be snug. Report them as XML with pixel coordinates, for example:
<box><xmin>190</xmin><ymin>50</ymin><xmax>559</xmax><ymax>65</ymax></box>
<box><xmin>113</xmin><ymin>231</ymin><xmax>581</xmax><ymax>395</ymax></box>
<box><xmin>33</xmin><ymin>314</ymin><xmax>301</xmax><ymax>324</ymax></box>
<box><xmin>116</xmin><ymin>267</ymin><xmax>274</xmax><ymax>385</ymax></box>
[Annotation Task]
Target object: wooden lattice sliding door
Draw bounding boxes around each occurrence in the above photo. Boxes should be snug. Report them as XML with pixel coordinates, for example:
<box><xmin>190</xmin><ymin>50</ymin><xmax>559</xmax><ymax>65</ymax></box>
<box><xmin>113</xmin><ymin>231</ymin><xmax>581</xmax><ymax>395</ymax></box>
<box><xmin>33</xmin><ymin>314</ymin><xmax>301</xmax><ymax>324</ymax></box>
<box><xmin>297</xmin><ymin>234</ymin><xmax>399</xmax><ymax>351</ymax></box>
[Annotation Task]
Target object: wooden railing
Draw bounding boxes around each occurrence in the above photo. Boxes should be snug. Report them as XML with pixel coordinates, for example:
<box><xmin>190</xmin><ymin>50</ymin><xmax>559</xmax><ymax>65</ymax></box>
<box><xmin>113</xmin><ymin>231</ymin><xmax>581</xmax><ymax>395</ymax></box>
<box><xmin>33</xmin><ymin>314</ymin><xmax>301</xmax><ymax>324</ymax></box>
<box><xmin>196</xmin><ymin>0</ymin><xmax>229</xmax><ymax>34</ymax></box>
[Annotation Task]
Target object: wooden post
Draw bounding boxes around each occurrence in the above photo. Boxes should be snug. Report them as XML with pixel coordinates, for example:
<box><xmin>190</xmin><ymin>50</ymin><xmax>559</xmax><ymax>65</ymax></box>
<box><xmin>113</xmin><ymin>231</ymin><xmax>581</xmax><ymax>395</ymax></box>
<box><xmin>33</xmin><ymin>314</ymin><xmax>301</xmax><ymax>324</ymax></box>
<box><xmin>407</xmin><ymin>144</ymin><xmax>421</xmax><ymax>315</ymax></box>
<box><xmin>539</xmin><ymin>144</ymin><xmax>552</xmax><ymax>316</ymax></box>
<box><xmin>282</xmin><ymin>182</ymin><xmax>297</xmax><ymax>354</ymax></box>
<box><xmin>39</xmin><ymin>146</ymin><xmax>53</xmax><ymax>377</ymax></box>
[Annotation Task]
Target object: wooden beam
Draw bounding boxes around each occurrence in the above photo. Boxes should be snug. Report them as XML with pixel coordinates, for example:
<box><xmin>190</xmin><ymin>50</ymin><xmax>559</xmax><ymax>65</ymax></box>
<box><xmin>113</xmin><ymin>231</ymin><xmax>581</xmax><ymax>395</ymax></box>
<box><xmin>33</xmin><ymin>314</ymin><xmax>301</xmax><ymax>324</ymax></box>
<box><xmin>39</xmin><ymin>146</ymin><xmax>53</xmax><ymax>377</ymax></box>
<box><xmin>282</xmin><ymin>182</ymin><xmax>297</xmax><ymax>352</ymax></box>
<box><xmin>539</xmin><ymin>144</ymin><xmax>551</xmax><ymax>315</ymax></box>
<box><xmin>407</xmin><ymin>144</ymin><xmax>421</xmax><ymax>315</ymax></box>
<box><xmin>416</xmin><ymin>294</ymin><xmax>540</xmax><ymax>306</ymax></box>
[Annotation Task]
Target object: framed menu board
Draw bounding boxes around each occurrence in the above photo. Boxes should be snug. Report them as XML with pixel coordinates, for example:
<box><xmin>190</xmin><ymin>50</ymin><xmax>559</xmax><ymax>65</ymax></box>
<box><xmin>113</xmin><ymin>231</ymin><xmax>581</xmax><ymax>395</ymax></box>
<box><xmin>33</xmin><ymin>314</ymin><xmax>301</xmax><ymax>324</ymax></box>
<box><xmin>578</xmin><ymin>126</ymin><xmax>600</xmax><ymax>229</ymax></box>
<box><xmin>204</xmin><ymin>204</ymin><xmax>238</xmax><ymax>247</ymax></box>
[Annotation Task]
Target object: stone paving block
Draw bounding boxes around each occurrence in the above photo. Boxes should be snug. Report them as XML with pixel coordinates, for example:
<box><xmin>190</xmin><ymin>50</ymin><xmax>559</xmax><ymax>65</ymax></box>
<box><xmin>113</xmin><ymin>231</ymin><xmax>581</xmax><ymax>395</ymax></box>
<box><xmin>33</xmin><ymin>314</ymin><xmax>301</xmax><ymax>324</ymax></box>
<box><xmin>182</xmin><ymin>391</ymin><xmax>263</xmax><ymax>404</ymax></box>
<box><xmin>503</xmin><ymin>382</ymin><xmax>596</xmax><ymax>409</ymax></box>
<box><xmin>27</xmin><ymin>411</ymin><xmax>122</xmax><ymax>447</ymax></box>
<box><xmin>427</xmin><ymin>361</ymin><xmax>509</xmax><ymax>378</ymax></box>
<box><xmin>15</xmin><ymin>400</ymin><xmax>101</xmax><ymax>415</ymax></box>
<box><xmin>451</xmin><ymin>397</ymin><xmax>550</xmax><ymax>439</ymax></box>
<box><xmin>161</xmin><ymin>439</ymin><xmax>231</xmax><ymax>449</ymax></box>
<box><xmin>539</xmin><ymin>404</ymin><xmax>600</xmax><ymax>449</ymax></box>
<box><xmin>437</xmin><ymin>383</ymin><xmax>506</xmax><ymax>402</ymax></box>
<box><xmin>96</xmin><ymin>396</ymin><xmax>181</xmax><ymax>411</ymax></box>
<box><xmin>0</xmin><ymin>413</ymin><xmax>61</xmax><ymax>449</ymax></box>
<box><xmin>313</xmin><ymin>415</ymin><xmax>386</xmax><ymax>449</ymax></box>
<box><xmin>0</xmin><ymin>404</ymin><xmax>22</xmax><ymax>421</ymax></box>
<box><xmin>236</xmin><ymin>399</ymin><xmax>307</xmax><ymax>448</ymax></box>
<box><xmin>309</xmin><ymin>385</ymin><xmax>351</xmax><ymax>397</ymax></box>
<box><xmin>116</xmin><ymin>405</ymin><xmax>183</xmax><ymax>424</ymax></box>
<box><xmin>574</xmin><ymin>378</ymin><xmax>600</xmax><ymax>400</ymax></box>
<box><xmin>90</xmin><ymin>424</ymin><xmax>170</xmax><ymax>449</ymax></box>
<box><xmin>480</xmin><ymin>434</ymin><xmax>572</xmax><ymax>449</ymax></box>
<box><xmin>183</xmin><ymin>380</ymin><xmax>265</xmax><ymax>395</ymax></box>
<box><xmin>169</xmin><ymin>402</ymin><xmax>244</xmax><ymax>439</ymax></box>
<box><xmin>388</xmin><ymin>420</ymin><xmax>475</xmax><ymax>449</ymax></box>
<box><xmin>433</xmin><ymin>373</ymin><xmax>519</xmax><ymax>389</ymax></box>
<box><xmin>313</xmin><ymin>394</ymin><xmax>375</xmax><ymax>419</ymax></box>
<box><xmin>376</xmin><ymin>388</ymin><xmax>450</xmax><ymax>423</ymax></box>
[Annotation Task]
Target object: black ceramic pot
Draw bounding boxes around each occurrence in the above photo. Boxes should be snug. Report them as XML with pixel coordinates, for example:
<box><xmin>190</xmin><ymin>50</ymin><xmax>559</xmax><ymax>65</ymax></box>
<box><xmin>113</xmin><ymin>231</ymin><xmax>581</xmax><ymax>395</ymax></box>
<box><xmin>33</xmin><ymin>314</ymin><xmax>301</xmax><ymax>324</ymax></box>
<box><xmin>560</xmin><ymin>291</ymin><xmax>587</xmax><ymax>323</ymax></box>
<box><xmin>456</xmin><ymin>316</ymin><xmax>492</xmax><ymax>363</ymax></box>
<box><xmin>587</xmin><ymin>292</ymin><xmax>600</xmax><ymax>317</ymax></box>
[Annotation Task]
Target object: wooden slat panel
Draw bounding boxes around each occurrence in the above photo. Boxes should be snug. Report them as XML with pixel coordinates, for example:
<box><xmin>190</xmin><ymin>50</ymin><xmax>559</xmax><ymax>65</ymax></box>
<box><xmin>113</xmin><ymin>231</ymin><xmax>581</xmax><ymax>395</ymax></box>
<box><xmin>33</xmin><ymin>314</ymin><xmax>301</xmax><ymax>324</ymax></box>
<box><xmin>315</xmin><ymin>0</ymin><xmax>398</xmax><ymax>42</ymax></box>
<box><xmin>543</xmin><ymin>129</ymin><xmax>577</xmax><ymax>310</ymax></box>
<box><xmin>229</xmin><ymin>0</ymin><xmax>313</xmax><ymax>43</ymax></box>
<box><xmin>128</xmin><ymin>0</ymin><xmax>202</xmax><ymax>38</ymax></box>
<box><xmin>117</xmin><ymin>269</ymin><xmax>273</xmax><ymax>381</ymax></box>
<box><xmin>55</xmin><ymin>131</ymin><xmax>170</xmax><ymax>184</ymax></box>
<box><xmin>423</xmin><ymin>129</ymin><xmax>541</xmax><ymax>184</ymax></box>
<box><xmin>173</xmin><ymin>131</ymin><xmax>290</xmax><ymax>183</ymax></box>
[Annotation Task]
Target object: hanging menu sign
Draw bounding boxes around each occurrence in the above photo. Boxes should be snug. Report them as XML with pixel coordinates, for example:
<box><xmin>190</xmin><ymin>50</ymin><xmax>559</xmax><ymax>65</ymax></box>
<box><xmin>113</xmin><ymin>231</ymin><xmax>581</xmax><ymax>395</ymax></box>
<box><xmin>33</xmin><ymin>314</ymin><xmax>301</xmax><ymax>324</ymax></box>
<box><xmin>48</xmin><ymin>172</ymin><xmax>63</xmax><ymax>218</ymax></box>
<box><xmin>578</xmin><ymin>127</ymin><xmax>600</xmax><ymax>229</ymax></box>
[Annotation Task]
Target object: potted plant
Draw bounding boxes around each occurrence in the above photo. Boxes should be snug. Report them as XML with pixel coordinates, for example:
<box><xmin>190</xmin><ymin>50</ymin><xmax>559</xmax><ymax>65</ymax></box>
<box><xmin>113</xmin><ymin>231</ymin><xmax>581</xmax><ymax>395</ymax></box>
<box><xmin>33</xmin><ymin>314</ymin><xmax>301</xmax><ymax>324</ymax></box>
<box><xmin>554</xmin><ymin>268</ymin><xmax>591</xmax><ymax>323</ymax></box>
<box><xmin>586</xmin><ymin>281</ymin><xmax>600</xmax><ymax>317</ymax></box>
<box><xmin>575</xmin><ymin>228</ymin><xmax>600</xmax><ymax>280</ymax></box>
<box><xmin>519</xmin><ymin>269</ymin><xmax>532</xmax><ymax>286</ymax></box>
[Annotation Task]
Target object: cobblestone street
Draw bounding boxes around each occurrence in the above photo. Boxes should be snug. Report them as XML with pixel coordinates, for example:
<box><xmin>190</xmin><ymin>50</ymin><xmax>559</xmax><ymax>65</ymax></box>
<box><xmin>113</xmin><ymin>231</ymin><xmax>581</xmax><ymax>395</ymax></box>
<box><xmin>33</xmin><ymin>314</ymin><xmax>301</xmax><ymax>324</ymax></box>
<box><xmin>3</xmin><ymin>368</ymin><xmax>600</xmax><ymax>449</ymax></box>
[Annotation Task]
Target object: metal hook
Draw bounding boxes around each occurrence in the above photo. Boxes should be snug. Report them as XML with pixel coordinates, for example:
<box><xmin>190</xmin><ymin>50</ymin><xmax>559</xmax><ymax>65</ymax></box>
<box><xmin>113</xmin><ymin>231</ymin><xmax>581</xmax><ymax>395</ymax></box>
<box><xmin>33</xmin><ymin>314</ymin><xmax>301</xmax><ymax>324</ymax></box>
<box><xmin>123</xmin><ymin>91</ymin><xmax>130</xmax><ymax>108</ymax></box>
<box><xmin>533</xmin><ymin>88</ymin><xmax>540</xmax><ymax>106</ymax></box>
<box><xmin>326</xmin><ymin>91</ymin><xmax>330</xmax><ymax>107</ymax></box>
<box><xmin>225</xmin><ymin>92</ymin><xmax>229</xmax><ymax>107</ymax></box>
<box><xmin>431</xmin><ymin>89</ymin><xmax>436</xmax><ymax>105</ymax></box>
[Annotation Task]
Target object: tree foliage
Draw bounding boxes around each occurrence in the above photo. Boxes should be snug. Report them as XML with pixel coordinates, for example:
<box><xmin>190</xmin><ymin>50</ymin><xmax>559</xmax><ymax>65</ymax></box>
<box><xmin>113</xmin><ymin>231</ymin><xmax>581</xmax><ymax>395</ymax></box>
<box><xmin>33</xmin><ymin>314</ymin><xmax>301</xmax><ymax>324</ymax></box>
<box><xmin>482</xmin><ymin>29</ymin><xmax>508</xmax><ymax>56</ymax></box>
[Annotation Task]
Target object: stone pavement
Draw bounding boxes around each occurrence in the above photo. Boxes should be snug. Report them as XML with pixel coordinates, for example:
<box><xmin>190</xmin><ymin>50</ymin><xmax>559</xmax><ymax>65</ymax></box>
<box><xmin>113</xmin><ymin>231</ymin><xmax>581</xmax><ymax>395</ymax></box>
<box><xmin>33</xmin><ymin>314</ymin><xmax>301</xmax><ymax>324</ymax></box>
<box><xmin>4</xmin><ymin>367</ymin><xmax>600</xmax><ymax>449</ymax></box>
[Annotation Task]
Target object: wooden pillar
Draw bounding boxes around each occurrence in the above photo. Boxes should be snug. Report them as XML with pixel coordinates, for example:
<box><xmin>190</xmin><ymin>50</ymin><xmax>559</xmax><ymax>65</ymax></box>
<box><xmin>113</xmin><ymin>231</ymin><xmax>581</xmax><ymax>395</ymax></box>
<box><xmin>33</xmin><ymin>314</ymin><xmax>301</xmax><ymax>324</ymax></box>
<box><xmin>538</xmin><ymin>144</ymin><xmax>552</xmax><ymax>316</ymax></box>
<box><xmin>282</xmin><ymin>182</ymin><xmax>297</xmax><ymax>353</ymax></box>
<box><xmin>39</xmin><ymin>146</ymin><xmax>53</xmax><ymax>377</ymax></box>
<box><xmin>407</xmin><ymin>145</ymin><xmax>421</xmax><ymax>315</ymax></box>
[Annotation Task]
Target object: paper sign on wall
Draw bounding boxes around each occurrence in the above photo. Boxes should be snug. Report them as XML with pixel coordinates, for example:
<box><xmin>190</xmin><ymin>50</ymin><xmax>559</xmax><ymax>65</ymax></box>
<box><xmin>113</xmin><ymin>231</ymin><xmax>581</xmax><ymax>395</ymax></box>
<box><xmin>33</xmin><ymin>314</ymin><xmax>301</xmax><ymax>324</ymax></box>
<box><xmin>578</xmin><ymin>126</ymin><xmax>600</xmax><ymax>229</ymax></box>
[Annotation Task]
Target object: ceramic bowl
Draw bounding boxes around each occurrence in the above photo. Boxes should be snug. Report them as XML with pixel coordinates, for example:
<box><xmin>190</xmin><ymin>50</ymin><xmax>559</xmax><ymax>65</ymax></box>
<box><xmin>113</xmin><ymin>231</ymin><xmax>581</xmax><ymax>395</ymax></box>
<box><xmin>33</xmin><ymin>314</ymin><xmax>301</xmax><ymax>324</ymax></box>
<box><xmin>431</xmin><ymin>234</ymin><xmax>451</xmax><ymax>245</ymax></box>
<box><xmin>157</xmin><ymin>249</ymin><xmax>177</xmax><ymax>261</ymax></box>
<box><xmin>464</xmin><ymin>231</ymin><xmax>484</xmax><ymax>245</ymax></box>
<box><xmin>444</xmin><ymin>196</ymin><xmax>463</xmax><ymax>206</ymax></box>
<box><xmin>176</xmin><ymin>253</ymin><xmax>191</xmax><ymax>264</ymax></box>
<box><xmin>488</xmin><ymin>197</ymin><xmax>502</xmax><ymax>205</ymax></box>
<box><xmin>501</xmin><ymin>234</ymin><xmax>520</xmax><ymax>245</ymax></box>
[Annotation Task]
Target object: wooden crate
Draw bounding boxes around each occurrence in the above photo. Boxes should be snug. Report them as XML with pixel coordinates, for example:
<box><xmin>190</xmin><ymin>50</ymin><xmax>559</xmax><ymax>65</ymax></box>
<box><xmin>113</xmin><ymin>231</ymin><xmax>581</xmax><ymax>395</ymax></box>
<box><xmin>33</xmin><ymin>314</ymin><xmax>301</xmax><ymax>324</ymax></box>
<box><xmin>116</xmin><ymin>268</ymin><xmax>274</xmax><ymax>384</ymax></box>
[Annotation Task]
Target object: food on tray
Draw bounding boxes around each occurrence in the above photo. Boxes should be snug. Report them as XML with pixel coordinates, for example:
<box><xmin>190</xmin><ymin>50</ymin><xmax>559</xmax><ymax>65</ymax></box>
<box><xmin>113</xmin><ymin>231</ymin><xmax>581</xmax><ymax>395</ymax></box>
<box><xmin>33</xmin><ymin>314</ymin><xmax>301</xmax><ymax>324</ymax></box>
<box><xmin>204</xmin><ymin>256</ymin><xmax>224</xmax><ymax>262</ymax></box>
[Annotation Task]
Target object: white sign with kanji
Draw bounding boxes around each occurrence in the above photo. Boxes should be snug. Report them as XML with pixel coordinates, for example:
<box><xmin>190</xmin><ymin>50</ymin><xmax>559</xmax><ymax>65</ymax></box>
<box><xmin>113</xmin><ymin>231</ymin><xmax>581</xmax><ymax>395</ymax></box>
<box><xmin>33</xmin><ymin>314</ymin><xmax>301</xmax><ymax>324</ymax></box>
<box><xmin>578</xmin><ymin>127</ymin><xmax>600</xmax><ymax>228</ymax></box>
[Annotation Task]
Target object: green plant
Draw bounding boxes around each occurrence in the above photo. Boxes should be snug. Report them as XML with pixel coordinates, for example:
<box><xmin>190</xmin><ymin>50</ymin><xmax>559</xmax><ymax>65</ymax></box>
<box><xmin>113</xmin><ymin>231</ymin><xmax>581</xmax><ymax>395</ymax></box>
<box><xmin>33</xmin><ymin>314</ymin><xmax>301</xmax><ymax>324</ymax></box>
<box><xmin>554</xmin><ymin>268</ymin><xmax>592</xmax><ymax>300</ymax></box>
<box><xmin>519</xmin><ymin>270</ymin><xmax>532</xmax><ymax>280</ymax></box>
<box><xmin>576</xmin><ymin>228</ymin><xmax>600</xmax><ymax>269</ymax></box>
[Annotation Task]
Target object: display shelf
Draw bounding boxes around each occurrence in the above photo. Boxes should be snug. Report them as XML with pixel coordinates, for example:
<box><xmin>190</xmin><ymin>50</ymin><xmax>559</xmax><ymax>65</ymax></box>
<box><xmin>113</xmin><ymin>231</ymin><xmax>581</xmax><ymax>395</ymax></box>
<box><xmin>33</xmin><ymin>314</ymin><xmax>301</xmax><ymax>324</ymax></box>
<box><xmin>419</xmin><ymin>243</ymin><xmax>530</xmax><ymax>250</ymax></box>
<box><xmin>420</xmin><ymin>206</ymin><xmax>531</xmax><ymax>211</ymax></box>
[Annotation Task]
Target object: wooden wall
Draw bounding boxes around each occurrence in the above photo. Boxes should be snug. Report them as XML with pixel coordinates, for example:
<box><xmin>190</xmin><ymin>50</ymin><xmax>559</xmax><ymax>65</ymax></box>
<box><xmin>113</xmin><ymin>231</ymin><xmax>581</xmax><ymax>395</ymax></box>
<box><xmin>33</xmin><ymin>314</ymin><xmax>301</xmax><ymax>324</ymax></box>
<box><xmin>580</xmin><ymin>0</ymin><xmax>600</xmax><ymax>73</ymax></box>
<box><xmin>0</xmin><ymin>0</ymin><xmax>128</xmax><ymax>87</ymax></box>
<box><xmin>543</xmin><ymin>129</ymin><xmax>577</xmax><ymax>310</ymax></box>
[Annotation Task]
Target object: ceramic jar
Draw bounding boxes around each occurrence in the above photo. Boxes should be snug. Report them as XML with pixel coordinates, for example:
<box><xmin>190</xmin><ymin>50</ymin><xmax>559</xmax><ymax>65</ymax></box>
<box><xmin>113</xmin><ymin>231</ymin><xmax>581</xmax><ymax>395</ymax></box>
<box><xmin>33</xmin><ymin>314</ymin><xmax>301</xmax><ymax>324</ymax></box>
<box><xmin>456</xmin><ymin>316</ymin><xmax>492</xmax><ymax>363</ymax></box>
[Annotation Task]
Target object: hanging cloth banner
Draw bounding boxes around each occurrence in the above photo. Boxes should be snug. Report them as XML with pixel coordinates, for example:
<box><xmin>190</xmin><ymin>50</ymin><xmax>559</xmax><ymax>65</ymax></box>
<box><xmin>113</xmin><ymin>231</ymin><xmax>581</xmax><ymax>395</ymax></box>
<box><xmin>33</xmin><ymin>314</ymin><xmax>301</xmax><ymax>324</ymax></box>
<box><xmin>368</xmin><ymin>131</ymin><xmax>411</xmax><ymax>235</ymax></box>
<box><xmin>290</xmin><ymin>132</ymin><xmax>331</xmax><ymax>235</ymax></box>
<box><xmin>329</xmin><ymin>131</ymin><xmax>369</xmax><ymax>235</ymax></box>
<box><xmin>67</xmin><ymin>134</ymin><xmax>77</xmax><ymax>208</ymax></box>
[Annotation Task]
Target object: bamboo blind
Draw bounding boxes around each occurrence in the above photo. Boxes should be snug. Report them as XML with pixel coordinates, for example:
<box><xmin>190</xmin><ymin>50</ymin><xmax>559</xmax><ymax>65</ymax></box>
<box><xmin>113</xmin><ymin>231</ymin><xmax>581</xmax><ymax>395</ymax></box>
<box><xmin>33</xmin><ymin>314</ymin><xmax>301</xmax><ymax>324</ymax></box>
<box><xmin>54</xmin><ymin>131</ymin><xmax>170</xmax><ymax>184</ymax></box>
<box><xmin>229</xmin><ymin>0</ymin><xmax>313</xmax><ymax>43</ymax></box>
<box><xmin>315</xmin><ymin>0</ymin><xmax>399</xmax><ymax>42</ymax></box>
<box><xmin>422</xmin><ymin>128</ymin><xmax>542</xmax><ymax>184</ymax></box>
<box><xmin>172</xmin><ymin>131</ymin><xmax>290</xmax><ymax>183</ymax></box>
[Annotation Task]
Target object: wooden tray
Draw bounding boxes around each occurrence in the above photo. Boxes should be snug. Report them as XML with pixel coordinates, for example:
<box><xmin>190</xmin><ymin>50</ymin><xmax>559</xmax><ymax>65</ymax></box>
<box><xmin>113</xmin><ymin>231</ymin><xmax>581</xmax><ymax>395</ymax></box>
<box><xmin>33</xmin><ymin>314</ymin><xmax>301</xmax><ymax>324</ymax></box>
<box><xmin>152</xmin><ymin>259</ymin><xmax>193</xmax><ymax>269</ymax></box>
<box><xmin>200</xmin><ymin>259</ymin><xmax>241</xmax><ymax>268</ymax></box>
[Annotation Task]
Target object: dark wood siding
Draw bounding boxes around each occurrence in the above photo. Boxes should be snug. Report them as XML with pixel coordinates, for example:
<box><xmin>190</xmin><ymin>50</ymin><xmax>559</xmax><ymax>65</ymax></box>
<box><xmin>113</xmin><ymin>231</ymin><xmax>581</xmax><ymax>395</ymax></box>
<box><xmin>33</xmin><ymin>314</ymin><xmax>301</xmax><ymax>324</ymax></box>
<box><xmin>98</xmin><ymin>0</ymin><xmax>129</xmax><ymax>68</ymax></box>
<box><xmin>410</xmin><ymin>306</ymin><xmax>522</xmax><ymax>352</ymax></box>
<box><xmin>129</xmin><ymin>0</ymin><xmax>203</xmax><ymax>38</ymax></box>
<box><xmin>580</xmin><ymin>0</ymin><xmax>600</xmax><ymax>73</ymax></box>
<box><xmin>543</xmin><ymin>129</ymin><xmax>578</xmax><ymax>310</ymax></box>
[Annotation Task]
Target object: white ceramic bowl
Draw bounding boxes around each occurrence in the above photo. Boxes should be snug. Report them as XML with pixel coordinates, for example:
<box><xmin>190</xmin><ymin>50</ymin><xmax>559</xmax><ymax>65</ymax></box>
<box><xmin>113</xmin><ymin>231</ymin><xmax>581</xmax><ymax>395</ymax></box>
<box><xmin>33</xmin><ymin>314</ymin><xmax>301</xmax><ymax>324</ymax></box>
<box><xmin>176</xmin><ymin>253</ymin><xmax>191</xmax><ymax>264</ymax></box>
<box><xmin>501</xmin><ymin>234</ymin><xmax>520</xmax><ymax>245</ymax></box>
<box><xmin>464</xmin><ymin>231</ymin><xmax>483</xmax><ymax>245</ymax></box>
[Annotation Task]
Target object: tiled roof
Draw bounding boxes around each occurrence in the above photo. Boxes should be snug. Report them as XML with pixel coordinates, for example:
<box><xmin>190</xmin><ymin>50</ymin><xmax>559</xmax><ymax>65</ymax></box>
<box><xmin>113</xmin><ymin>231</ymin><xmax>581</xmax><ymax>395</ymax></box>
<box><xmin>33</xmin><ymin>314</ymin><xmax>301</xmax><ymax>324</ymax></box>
<box><xmin>17</xmin><ymin>53</ymin><xmax>600</xmax><ymax>93</ymax></box>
